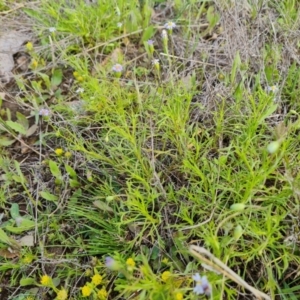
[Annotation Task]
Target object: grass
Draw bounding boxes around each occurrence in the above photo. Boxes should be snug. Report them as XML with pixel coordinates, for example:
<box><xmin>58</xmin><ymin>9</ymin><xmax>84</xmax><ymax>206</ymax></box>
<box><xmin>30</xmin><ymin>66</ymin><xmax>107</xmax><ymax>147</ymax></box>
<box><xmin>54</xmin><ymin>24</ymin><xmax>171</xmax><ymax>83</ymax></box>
<box><xmin>1</xmin><ymin>0</ymin><xmax>300</xmax><ymax>299</ymax></box>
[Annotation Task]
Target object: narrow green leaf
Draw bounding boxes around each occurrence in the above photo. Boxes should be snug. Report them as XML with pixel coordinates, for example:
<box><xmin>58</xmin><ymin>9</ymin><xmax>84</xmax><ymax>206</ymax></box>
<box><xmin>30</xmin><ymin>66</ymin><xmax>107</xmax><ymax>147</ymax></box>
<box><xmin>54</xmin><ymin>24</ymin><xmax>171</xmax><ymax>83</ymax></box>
<box><xmin>0</xmin><ymin>136</ymin><xmax>15</xmax><ymax>146</ymax></box>
<box><xmin>51</xmin><ymin>69</ymin><xmax>63</xmax><ymax>87</ymax></box>
<box><xmin>17</xmin><ymin>218</ymin><xmax>35</xmax><ymax>228</ymax></box>
<box><xmin>14</xmin><ymin>160</ymin><xmax>26</xmax><ymax>184</ymax></box>
<box><xmin>31</xmin><ymin>81</ymin><xmax>43</xmax><ymax>93</ymax></box>
<box><xmin>6</xmin><ymin>108</ymin><xmax>11</xmax><ymax>121</ymax></box>
<box><xmin>6</xmin><ymin>224</ymin><xmax>35</xmax><ymax>234</ymax></box>
<box><xmin>69</xmin><ymin>179</ymin><xmax>80</xmax><ymax>188</ymax></box>
<box><xmin>37</xmin><ymin>72</ymin><xmax>51</xmax><ymax>89</ymax></box>
<box><xmin>23</xmin><ymin>8</ymin><xmax>44</xmax><ymax>21</ymax></box>
<box><xmin>141</xmin><ymin>26</ymin><xmax>155</xmax><ymax>42</ymax></box>
<box><xmin>65</xmin><ymin>164</ymin><xmax>77</xmax><ymax>179</ymax></box>
<box><xmin>20</xmin><ymin>277</ymin><xmax>37</xmax><ymax>286</ymax></box>
<box><xmin>16</xmin><ymin>112</ymin><xmax>29</xmax><ymax>131</ymax></box>
<box><xmin>259</xmin><ymin>103</ymin><xmax>278</xmax><ymax>123</ymax></box>
<box><xmin>5</xmin><ymin>120</ymin><xmax>27</xmax><ymax>135</ymax></box>
<box><xmin>0</xmin><ymin>228</ymin><xmax>11</xmax><ymax>245</ymax></box>
<box><xmin>12</xmin><ymin>175</ymin><xmax>24</xmax><ymax>183</ymax></box>
<box><xmin>231</xmin><ymin>51</ymin><xmax>241</xmax><ymax>84</ymax></box>
<box><xmin>10</xmin><ymin>203</ymin><xmax>20</xmax><ymax>220</ymax></box>
<box><xmin>48</xmin><ymin>160</ymin><xmax>62</xmax><ymax>179</ymax></box>
<box><xmin>40</xmin><ymin>191</ymin><xmax>58</xmax><ymax>201</ymax></box>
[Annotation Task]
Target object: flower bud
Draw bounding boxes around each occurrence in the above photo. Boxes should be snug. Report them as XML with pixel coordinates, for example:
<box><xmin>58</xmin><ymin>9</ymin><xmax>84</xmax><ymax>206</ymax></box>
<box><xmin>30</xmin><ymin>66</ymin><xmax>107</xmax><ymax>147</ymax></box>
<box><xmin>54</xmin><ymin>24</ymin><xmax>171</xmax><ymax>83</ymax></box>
<box><xmin>230</xmin><ymin>203</ymin><xmax>245</xmax><ymax>211</ymax></box>
<box><xmin>267</xmin><ymin>141</ymin><xmax>280</xmax><ymax>154</ymax></box>
<box><xmin>233</xmin><ymin>225</ymin><xmax>243</xmax><ymax>241</ymax></box>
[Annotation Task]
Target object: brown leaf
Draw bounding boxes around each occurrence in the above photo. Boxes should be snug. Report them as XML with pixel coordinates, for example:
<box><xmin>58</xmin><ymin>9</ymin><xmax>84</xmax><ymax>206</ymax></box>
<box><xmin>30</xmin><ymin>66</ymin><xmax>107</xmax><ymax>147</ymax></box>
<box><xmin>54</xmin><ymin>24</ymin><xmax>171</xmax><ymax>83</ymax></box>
<box><xmin>26</xmin><ymin>124</ymin><xmax>38</xmax><ymax>137</ymax></box>
<box><xmin>274</xmin><ymin>122</ymin><xmax>288</xmax><ymax>140</ymax></box>
<box><xmin>0</xmin><ymin>247</ymin><xmax>20</xmax><ymax>259</ymax></box>
<box><xmin>101</xmin><ymin>48</ymin><xmax>123</xmax><ymax>66</ymax></box>
<box><xmin>16</xmin><ymin>55</ymin><xmax>30</xmax><ymax>72</ymax></box>
<box><xmin>128</xmin><ymin>223</ymin><xmax>142</xmax><ymax>234</ymax></box>
<box><xmin>20</xmin><ymin>137</ymin><xmax>38</xmax><ymax>154</ymax></box>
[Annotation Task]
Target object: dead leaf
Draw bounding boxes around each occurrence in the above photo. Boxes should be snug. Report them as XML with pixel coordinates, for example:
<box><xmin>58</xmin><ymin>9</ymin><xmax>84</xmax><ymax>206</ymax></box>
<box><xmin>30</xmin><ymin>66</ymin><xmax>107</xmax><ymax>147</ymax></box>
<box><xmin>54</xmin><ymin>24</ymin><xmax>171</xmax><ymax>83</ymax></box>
<box><xmin>93</xmin><ymin>200</ymin><xmax>114</xmax><ymax>213</ymax></box>
<box><xmin>275</xmin><ymin>122</ymin><xmax>288</xmax><ymax>140</ymax></box>
<box><xmin>19</xmin><ymin>234</ymin><xmax>34</xmax><ymax>247</ymax></box>
<box><xmin>101</xmin><ymin>48</ymin><xmax>123</xmax><ymax>66</ymax></box>
<box><xmin>128</xmin><ymin>222</ymin><xmax>142</xmax><ymax>235</ymax></box>
<box><xmin>19</xmin><ymin>137</ymin><xmax>39</xmax><ymax>154</ymax></box>
<box><xmin>0</xmin><ymin>247</ymin><xmax>20</xmax><ymax>259</ymax></box>
<box><xmin>16</xmin><ymin>55</ymin><xmax>30</xmax><ymax>72</ymax></box>
<box><xmin>26</xmin><ymin>124</ymin><xmax>38</xmax><ymax>137</ymax></box>
<box><xmin>0</xmin><ymin>30</ymin><xmax>31</xmax><ymax>83</ymax></box>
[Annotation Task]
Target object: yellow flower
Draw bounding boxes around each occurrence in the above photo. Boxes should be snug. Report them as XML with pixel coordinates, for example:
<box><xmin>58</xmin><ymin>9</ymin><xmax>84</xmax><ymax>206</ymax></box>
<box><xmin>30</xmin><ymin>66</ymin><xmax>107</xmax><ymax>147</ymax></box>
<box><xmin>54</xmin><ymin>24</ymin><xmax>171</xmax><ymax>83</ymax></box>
<box><xmin>55</xmin><ymin>148</ymin><xmax>64</xmax><ymax>156</ymax></box>
<box><xmin>64</xmin><ymin>151</ymin><xmax>72</xmax><ymax>158</ymax></box>
<box><xmin>40</xmin><ymin>275</ymin><xmax>52</xmax><ymax>286</ymax></box>
<box><xmin>31</xmin><ymin>59</ymin><xmax>38</xmax><ymax>69</ymax></box>
<box><xmin>162</xmin><ymin>258</ymin><xmax>169</xmax><ymax>264</ymax></box>
<box><xmin>175</xmin><ymin>292</ymin><xmax>183</xmax><ymax>300</ymax></box>
<box><xmin>97</xmin><ymin>288</ymin><xmax>108</xmax><ymax>299</ymax></box>
<box><xmin>161</xmin><ymin>271</ymin><xmax>171</xmax><ymax>282</ymax></box>
<box><xmin>81</xmin><ymin>285</ymin><xmax>92</xmax><ymax>297</ymax></box>
<box><xmin>126</xmin><ymin>258</ymin><xmax>135</xmax><ymax>268</ymax></box>
<box><xmin>22</xmin><ymin>253</ymin><xmax>35</xmax><ymax>264</ymax></box>
<box><xmin>26</xmin><ymin>42</ymin><xmax>33</xmax><ymax>51</ymax></box>
<box><xmin>91</xmin><ymin>274</ymin><xmax>102</xmax><ymax>286</ymax></box>
<box><xmin>56</xmin><ymin>289</ymin><xmax>68</xmax><ymax>300</ymax></box>
<box><xmin>73</xmin><ymin>71</ymin><xmax>79</xmax><ymax>78</ymax></box>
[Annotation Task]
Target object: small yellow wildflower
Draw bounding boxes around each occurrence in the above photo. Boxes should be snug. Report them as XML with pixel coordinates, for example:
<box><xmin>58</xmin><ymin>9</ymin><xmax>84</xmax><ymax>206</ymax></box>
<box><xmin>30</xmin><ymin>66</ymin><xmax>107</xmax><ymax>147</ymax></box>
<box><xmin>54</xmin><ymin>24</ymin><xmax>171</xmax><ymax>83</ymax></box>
<box><xmin>175</xmin><ymin>292</ymin><xmax>183</xmax><ymax>300</ymax></box>
<box><xmin>22</xmin><ymin>253</ymin><xmax>35</xmax><ymax>264</ymax></box>
<box><xmin>126</xmin><ymin>258</ymin><xmax>135</xmax><ymax>271</ymax></box>
<box><xmin>26</xmin><ymin>42</ymin><xmax>33</xmax><ymax>51</ymax></box>
<box><xmin>40</xmin><ymin>275</ymin><xmax>52</xmax><ymax>286</ymax></box>
<box><xmin>81</xmin><ymin>285</ymin><xmax>92</xmax><ymax>297</ymax></box>
<box><xmin>31</xmin><ymin>59</ymin><xmax>38</xmax><ymax>69</ymax></box>
<box><xmin>91</xmin><ymin>274</ymin><xmax>102</xmax><ymax>286</ymax></box>
<box><xmin>56</xmin><ymin>289</ymin><xmax>68</xmax><ymax>300</ymax></box>
<box><xmin>161</xmin><ymin>271</ymin><xmax>171</xmax><ymax>282</ymax></box>
<box><xmin>97</xmin><ymin>288</ymin><xmax>108</xmax><ymax>300</ymax></box>
<box><xmin>162</xmin><ymin>258</ymin><xmax>169</xmax><ymax>264</ymax></box>
<box><xmin>73</xmin><ymin>71</ymin><xmax>79</xmax><ymax>78</ymax></box>
<box><xmin>64</xmin><ymin>151</ymin><xmax>72</xmax><ymax>158</ymax></box>
<box><xmin>55</xmin><ymin>148</ymin><xmax>64</xmax><ymax>156</ymax></box>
